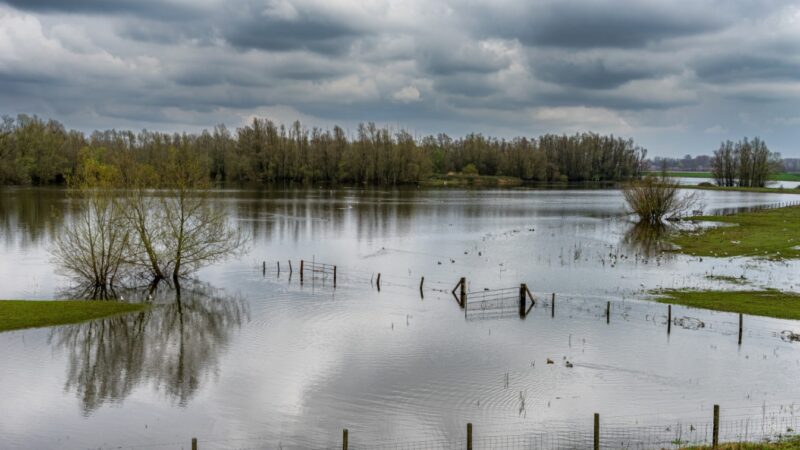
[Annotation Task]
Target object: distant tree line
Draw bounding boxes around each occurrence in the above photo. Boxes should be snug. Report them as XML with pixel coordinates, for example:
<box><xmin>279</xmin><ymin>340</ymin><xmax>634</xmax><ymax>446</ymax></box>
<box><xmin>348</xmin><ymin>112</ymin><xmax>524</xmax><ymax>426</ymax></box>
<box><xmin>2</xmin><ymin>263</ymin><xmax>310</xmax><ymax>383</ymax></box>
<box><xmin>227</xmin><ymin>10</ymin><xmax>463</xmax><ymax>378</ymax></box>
<box><xmin>711</xmin><ymin>137</ymin><xmax>781</xmax><ymax>187</ymax></box>
<box><xmin>648</xmin><ymin>154</ymin><xmax>712</xmax><ymax>172</ymax></box>
<box><xmin>0</xmin><ymin>114</ymin><xmax>648</xmax><ymax>186</ymax></box>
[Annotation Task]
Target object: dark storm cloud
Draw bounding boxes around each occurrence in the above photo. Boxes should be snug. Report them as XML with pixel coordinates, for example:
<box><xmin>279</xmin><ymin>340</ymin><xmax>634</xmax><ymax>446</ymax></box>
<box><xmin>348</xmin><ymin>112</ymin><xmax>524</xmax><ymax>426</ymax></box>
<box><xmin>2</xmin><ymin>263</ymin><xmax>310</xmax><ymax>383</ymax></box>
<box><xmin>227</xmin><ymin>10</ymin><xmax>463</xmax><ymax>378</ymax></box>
<box><xmin>472</xmin><ymin>0</ymin><xmax>725</xmax><ymax>49</ymax></box>
<box><xmin>533</xmin><ymin>58</ymin><xmax>663</xmax><ymax>89</ymax></box>
<box><xmin>693</xmin><ymin>54</ymin><xmax>800</xmax><ymax>84</ymax></box>
<box><xmin>0</xmin><ymin>0</ymin><xmax>202</xmax><ymax>19</ymax></box>
<box><xmin>220</xmin><ymin>3</ymin><xmax>366</xmax><ymax>54</ymax></box>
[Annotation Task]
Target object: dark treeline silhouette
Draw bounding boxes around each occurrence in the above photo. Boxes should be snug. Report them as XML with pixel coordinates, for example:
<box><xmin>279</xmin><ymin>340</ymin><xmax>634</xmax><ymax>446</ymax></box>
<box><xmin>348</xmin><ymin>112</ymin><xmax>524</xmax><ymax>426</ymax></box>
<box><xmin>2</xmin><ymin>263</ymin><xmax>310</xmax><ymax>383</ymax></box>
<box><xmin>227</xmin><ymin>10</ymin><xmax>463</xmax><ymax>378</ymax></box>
<box><xmin>0</xmin><ymin>114</ymin><xmax>647</xmax><ymax>186</ymax></box>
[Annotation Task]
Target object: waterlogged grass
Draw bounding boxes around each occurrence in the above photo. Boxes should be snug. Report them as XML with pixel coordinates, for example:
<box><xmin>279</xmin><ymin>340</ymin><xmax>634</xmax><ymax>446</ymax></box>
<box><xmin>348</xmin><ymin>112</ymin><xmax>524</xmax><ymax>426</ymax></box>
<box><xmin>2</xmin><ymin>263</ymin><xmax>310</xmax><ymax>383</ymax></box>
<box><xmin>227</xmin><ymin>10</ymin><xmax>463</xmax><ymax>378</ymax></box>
<box><xmin>650</xmin><ymin>171</ymin><xmax>800</xmax><ymax>182</ymax></box>
<box><xmin>680</xmin><ymin>436</ymin><xmax>800</xmax><ymax>449</ymax></box>
<box><xmin>670</xmin><ymin>205</ymin><xmax>800</xmax><ymax>259</ymax></box>
<box><xmin>0</xmin><ymin>300</ymin><xmax>147</xmax><ymax>333</ymax></box>
<box><xmin>705</xmin><ymin>274</ymin><xmax>748</xmax><ymax>285</ymax></box>
<box><xmin>422</xmin><ymin>174</ymin><xmax>524</xmax><ymax>187</ymax></box>
<box><xmin>654</xmin><ymin>289</ymin><xmax>800</xmax><ymax>320</ymax></box>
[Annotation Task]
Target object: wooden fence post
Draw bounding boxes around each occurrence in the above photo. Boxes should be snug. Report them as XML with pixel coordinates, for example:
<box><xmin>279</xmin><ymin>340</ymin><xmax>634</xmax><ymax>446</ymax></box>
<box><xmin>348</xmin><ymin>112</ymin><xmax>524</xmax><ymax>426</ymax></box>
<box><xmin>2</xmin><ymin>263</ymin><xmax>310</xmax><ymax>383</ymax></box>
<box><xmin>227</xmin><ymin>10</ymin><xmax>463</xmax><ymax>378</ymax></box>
<box><xmin>419</xmin><ymin>277</ymin><xmax>424</xmax><ymax>297</ymax></box>
<box><xmin>300</xmin><ymin>260</ymin><xmax>304</xmax><ymax>283</ymax></box>
<box><xmin>738</xmin><ymin>313</ymin><xmax>743</xmax><ymax>345</ymax></box>
<box><xmin>460</xmin><ymin>277</ymin><xmax>467</xmax><ymax>307</ymax></box>
<box><xmin>551</xmin><ymin>293</ymin><xmax>555</xmax><ymax>318</ymax></box>
<box><xmin>342</xmin><ymin>428</ymin><xmax>348</xmax><ymax>450</ymax></box>
<box><xmin>192</xmin><ymin>437</ymin><xmax>197</xmax><ymax>450</ymax></box>
<box><xmin>713</xmin><ymin>404</ymin><xmax>720</xmax><ymax>448</ymax></box>
<box><xmin>288</xmin><ymin>260</ymin><xmax>293</xmax><ymax>274</ymax></box>
<box><xmin>277</xmin><ymin>261</ymin><xmax>280</xmax><ymax>275</ymax></box>
<box><xmin>376</xmin><ymin>273</ymin><xmax>381</xmax><ymax>291</ymax></box>
<box><xmin>606</xmin><ymin>301</ymin><xmax>610</xmax><ymax>324</ymax></box>
<box><xmin>467</xmin><ymin>423</ymin><xmax>473</xmax><ymax>450</ymax></box>
<box><xmin>593</xmin><ymin>413</ymin><xmax>600</xmax><ymax>450</ymax></box>
<box><xmin>519</xmin><ymin>284</ymin><xmax>527</xmax><ymax>317</ymax></box>
<box><xmin>668</xmin><ymin>305</ymin><xmax>672</xmax><ymax>335</ymax></box>
<box><xmin>333</xmin><ymin>266</ymin><xmax>337</xmax><ymax>288</ymax></box>
<box><xmin>262</xmin><ymin>261</ymin><xmax>266</xmax><ymax>275</ymax></box>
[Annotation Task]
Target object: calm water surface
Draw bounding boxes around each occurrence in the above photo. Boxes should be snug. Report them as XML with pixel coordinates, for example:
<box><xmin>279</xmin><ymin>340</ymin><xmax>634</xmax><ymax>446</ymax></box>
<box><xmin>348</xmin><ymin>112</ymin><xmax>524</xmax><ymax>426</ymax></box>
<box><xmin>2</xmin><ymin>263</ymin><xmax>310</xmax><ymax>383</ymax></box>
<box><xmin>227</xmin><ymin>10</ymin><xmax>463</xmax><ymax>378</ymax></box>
<box><xmin>2</xmin><ymin>187</ymin><xmax>800</xmax><ymax>449</ymax></box>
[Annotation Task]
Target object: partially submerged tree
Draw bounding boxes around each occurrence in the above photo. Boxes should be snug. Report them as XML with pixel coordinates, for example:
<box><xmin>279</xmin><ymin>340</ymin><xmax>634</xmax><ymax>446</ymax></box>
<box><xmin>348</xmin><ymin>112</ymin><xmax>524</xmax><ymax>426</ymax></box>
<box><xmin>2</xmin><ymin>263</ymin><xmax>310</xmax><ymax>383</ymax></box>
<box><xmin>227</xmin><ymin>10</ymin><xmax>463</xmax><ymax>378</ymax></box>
<box><xmin>52</xmin><ymin>150</ymin><xmax>128</xmax><ymax>299</ymax></box>
<box><xmin>51</xmin><ymin>145</ymin><xmax>248</xmax><ymax>299</ymax></box>
<box><xmin>159</xmin><ymin>145</ymin><xmax>247</xmax><ymax>283</ymax></box>
<box><xmin>622</xmin><ymin>176</ymin><xmax>699</xmax><ymax>224</ymax></box>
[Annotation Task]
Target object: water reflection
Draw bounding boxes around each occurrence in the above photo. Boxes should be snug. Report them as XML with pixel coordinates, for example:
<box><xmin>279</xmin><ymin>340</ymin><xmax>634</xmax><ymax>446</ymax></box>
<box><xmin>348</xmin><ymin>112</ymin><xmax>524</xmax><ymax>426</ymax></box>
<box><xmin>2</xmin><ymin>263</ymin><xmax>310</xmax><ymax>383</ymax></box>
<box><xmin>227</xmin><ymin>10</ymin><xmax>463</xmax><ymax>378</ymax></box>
<box><xmin>622</xmin><ymin>221</ymin><xmax>676</xmax><ymax>258</ymax></box>
<box><xmin>48</xmin><ymin>281</ymin><xmax>248</xmax><ymax>414</ymax></box>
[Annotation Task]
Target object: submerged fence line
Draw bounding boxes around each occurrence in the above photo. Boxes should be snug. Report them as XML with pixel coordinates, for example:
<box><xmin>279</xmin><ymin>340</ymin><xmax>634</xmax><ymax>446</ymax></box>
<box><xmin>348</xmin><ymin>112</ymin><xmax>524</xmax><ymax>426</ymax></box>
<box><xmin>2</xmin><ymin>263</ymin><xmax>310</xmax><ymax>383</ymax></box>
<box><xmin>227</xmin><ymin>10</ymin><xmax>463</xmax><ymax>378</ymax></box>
<box><xmin>706</xmin><ymin>199</ymin><xmax>800</xmax><ymax>217</ymax></box>
<box><xmin>252</xmin><ymin>258</ymin><xmax>800</xmax><ymax>347</ymax></box>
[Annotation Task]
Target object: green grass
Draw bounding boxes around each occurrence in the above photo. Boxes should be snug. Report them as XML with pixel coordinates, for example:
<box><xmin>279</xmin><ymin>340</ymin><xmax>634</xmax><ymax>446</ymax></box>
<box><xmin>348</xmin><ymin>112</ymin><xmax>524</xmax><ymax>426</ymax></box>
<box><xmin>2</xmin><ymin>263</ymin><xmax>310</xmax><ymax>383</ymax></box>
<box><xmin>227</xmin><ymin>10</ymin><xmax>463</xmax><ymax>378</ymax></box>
<box><xmin>649</xmin><ymin>171</ymin><xmax>800</xmax><ymax>182</ymax></box>
<box><xmin>670</xmin><ymin>205</ymin><xmax>800</xmax><ymax>259</ymax></box>
<box><xmin>0</xmin><ymin>300</ymin><xmax>147</xmax><ymax>333</ymax></box>
<box><xmin>654</xmin><ymin>289</ymin><xmax>800</xmax><ymax>320</ymax></box>
<box><xmin>680</xmin><ymin>436</ymin><xmax>800</xmax><ymax>449</ymax></box>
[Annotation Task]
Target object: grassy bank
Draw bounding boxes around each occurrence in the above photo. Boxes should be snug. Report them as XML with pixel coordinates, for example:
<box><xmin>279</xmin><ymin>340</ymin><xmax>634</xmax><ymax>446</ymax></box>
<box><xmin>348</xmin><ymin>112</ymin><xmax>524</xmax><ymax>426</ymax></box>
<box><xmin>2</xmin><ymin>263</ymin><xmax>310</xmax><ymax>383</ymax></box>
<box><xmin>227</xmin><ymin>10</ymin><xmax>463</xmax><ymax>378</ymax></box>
<box><xmin>0</xmin><ymin>300</ymin><xmax>147</xmax><ymax>333</ymax></box>
<box><xmin>680</xmin><ymin>436</ymin><xmax>800</xmax><ymax>449</ymax></box>
<box><xmin>654</xmin><ymin>289</ymin><xmax>800</xmax><ymax>320</ymax></box>
<box><xmin>650</xmin><ymin>171</ymin><xmax>800</xmax><ymax>182</ymax></box>
<box><xmin>422</xmin><ymin>174</ymin><xmax>524</xmax><ymax>187</ymax></box>
<box><xmin>670</xmin><ymin>205</ymin><xmax>800</xmax><ymax>259</ymax></box>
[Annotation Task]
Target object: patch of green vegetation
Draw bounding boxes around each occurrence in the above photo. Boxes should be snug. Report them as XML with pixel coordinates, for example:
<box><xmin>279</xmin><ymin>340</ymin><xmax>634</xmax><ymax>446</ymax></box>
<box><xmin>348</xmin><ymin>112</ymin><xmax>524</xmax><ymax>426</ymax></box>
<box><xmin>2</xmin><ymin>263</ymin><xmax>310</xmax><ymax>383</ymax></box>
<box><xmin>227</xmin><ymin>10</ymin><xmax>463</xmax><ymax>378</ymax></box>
<box><xmin>422</xmin><ymin>174</ymin><xmax>524</xmax><ymax>187</ymax></box>
<box><xmin>653</xmin><ymin>289</ymin><xmax>800</xmax><ymax>320</ymax></box>
<box><xmin>680</xmin><ymin>435</ymin><xmax>800</xmax><ymax>449</ymax></box>
<box><xmin>649</xmin><ymin>171</ymin><xmax>800</xmax><ymax>182</ymax></box>
<box><xmin>0</xmin><ymin>300</ymin><xmax>147</xmax><ymax>333</ymax></box>
<box><xmin>705</xmin><ymin>274</ymin><xmax>748</xmax><ymax>285</ymax></box>
<box><xmin>670</xmin><ymin>205</ymin><xmax>800</xmax><ymax>259</ymax></box>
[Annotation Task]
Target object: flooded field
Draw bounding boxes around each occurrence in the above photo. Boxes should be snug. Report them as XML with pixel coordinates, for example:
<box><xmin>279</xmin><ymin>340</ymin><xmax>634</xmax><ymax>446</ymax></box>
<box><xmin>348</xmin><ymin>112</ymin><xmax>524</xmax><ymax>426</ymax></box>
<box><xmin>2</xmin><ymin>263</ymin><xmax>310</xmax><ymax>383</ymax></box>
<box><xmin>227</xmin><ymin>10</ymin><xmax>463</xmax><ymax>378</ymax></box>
<box><xmin>2</xmin><ymin>187</ymin><xmax>800</xmax><ymax>449</ymax></box>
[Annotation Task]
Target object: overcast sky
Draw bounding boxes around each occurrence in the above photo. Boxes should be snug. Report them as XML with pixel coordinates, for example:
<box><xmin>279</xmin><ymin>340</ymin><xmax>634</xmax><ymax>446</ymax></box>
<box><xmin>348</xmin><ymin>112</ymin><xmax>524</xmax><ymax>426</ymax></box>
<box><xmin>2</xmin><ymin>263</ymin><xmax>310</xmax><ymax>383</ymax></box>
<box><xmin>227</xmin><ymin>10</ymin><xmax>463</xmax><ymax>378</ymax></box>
<box><xmin>0</xmin><ymin>0</ymin><xmax>799</xmax><ymax>157</ymax></box>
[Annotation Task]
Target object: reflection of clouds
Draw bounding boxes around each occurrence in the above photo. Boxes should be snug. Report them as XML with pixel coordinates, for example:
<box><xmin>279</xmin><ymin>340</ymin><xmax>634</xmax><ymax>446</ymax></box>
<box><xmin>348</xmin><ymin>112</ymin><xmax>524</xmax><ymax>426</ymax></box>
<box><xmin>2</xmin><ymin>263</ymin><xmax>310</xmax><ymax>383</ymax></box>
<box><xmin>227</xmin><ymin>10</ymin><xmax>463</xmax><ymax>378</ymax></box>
<box><xmin>48</xmin><ymin>281</ymin><xmax>248</xmax><ymax>414</ymax></box>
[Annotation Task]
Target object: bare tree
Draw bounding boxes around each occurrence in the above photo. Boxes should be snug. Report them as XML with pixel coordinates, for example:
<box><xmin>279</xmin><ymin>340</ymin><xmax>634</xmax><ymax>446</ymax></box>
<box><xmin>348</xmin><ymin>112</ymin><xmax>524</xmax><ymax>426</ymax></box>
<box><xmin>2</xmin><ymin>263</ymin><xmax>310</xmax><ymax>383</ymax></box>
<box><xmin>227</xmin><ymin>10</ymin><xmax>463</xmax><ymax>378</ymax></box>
<box><xmin>622</xmin><ymin>176</ymin><xmax>699</xmax><ymax>224</ymax></box>
<box><xmin>51</xmin><ymin>153</ymin><xmax>129</xmax><ymax>298</ymax></box>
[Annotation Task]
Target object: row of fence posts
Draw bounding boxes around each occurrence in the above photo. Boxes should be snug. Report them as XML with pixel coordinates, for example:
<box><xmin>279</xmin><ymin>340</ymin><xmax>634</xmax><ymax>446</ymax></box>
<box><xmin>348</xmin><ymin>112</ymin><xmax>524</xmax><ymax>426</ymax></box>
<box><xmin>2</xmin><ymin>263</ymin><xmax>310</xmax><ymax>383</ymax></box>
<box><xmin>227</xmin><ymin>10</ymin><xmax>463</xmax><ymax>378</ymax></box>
<box><xmin>259</xmin><ymin>266</ymin><xmax>747</xmax><ymax>344</ymax></box>
<box><xmin>188</xmin><ymin>404</ymin><xmax>728</xmax><ymax>449</ymax></box>
<box><xmin>453</xmin><ymin>277</ymin><xmax>745</xmax><ymax>344</ymax></box>
<box><xmin>262</xmin><ymin>259</ymin><xmax>336</xmax><ymax>287</ymax></box>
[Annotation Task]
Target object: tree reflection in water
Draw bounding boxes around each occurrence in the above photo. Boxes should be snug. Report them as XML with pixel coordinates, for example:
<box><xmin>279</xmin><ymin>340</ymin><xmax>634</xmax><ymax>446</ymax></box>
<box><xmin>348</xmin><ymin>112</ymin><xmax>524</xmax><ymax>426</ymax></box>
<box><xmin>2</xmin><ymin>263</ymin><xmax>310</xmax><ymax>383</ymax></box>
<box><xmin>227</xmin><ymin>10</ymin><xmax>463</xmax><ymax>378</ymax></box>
<box><xmin>48</xmin><ymin>280</ymin><xmax>248</xmax><ymax>414</ymax></box>
<box><xmin>622</xmin><ymin>221</ymin><xmax>676</xmax><ymax>259</ymax></box>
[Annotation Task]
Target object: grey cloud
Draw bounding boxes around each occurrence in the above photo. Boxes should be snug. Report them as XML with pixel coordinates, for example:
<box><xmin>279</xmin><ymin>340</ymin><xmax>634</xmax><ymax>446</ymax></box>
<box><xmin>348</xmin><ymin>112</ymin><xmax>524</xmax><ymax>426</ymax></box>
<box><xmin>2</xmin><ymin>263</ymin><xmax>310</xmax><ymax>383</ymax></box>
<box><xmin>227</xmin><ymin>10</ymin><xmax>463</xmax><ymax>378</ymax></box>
<box><xmin>693</xmin><ymin>54</ymin><xmax>800</xmax><ymax>84</ymax></box>
<box><xmin>221</xmin><ymin>4</ymin><xmax>365</xmax><ymax>54</ymax></box>
<box><xmin>0</xmin><ymin>0</ymin><xmax>203</xmax><ymax>20</ymax></box>
<box><xmin>533</xmin><ymin>58</ymin><xmax>664</xmax><ymax>89</ymax></box>
<box><xmin>471</xmin><ymin>0</ymin><xmax>725</xmax><ymax>48</ymax></box>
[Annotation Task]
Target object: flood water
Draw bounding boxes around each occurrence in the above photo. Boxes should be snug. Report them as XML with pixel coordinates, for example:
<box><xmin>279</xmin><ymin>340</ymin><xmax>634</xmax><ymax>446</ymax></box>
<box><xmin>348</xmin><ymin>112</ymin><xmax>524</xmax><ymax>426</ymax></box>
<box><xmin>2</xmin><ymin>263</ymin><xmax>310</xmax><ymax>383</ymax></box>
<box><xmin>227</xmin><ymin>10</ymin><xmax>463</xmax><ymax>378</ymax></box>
<box><xmin>2</xmin><ymin>187</ymin><xmax>800</xmax><ymax>450</ymax></box>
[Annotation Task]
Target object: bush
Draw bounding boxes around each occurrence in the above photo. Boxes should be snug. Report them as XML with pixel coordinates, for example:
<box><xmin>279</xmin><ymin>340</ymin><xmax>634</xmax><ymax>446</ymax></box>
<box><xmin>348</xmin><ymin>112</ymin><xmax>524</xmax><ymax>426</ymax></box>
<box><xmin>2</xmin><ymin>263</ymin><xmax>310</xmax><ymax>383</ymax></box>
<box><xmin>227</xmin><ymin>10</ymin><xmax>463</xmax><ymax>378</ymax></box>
<box><xmin>623</xmin><ymin>177</ymin><xmax>699</xmax><ymax>224</ymax></box>
<box><xmin>462</xmin><ymin>163</ymin><xmax>479</xmax><ymax>176</ymax></box>
<box><xmin>698</xmin><ymin>182</ymin><xmax>714</xmax><ymax>187</ymax></box>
